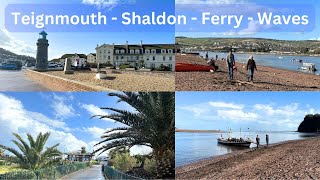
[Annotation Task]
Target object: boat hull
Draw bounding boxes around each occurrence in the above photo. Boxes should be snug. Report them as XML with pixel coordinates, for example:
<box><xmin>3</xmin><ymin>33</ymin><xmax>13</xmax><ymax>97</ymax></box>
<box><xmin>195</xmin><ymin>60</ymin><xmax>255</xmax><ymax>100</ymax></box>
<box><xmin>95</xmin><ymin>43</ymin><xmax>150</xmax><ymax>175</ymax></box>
<box><xmin>176</xmin><ymin>63</ymin><xmax>213</xmax><ymax>72</ymax></box>
<box><xmin>217</xmin><ymin>140</ymin><xmax>251</xmax><ymax>147</ymax></box>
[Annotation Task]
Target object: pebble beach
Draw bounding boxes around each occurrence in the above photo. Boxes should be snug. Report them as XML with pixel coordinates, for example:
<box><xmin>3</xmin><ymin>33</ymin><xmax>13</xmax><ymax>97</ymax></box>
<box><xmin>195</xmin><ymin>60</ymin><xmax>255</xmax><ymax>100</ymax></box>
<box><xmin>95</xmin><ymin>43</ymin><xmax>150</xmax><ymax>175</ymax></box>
<box><xmin>176</xmin><ymin>137</ymin><xmax>320</xmax><ymax>180</ymax></box>
<box><xmin>175</xmin><ymin>54</ymin><xmax>320</xmax><ymax>91</ymax></box>
<box><xmin>44</xmin><ymin>70</ymin><xmax>175</xmax><ymax>92</ymax></box>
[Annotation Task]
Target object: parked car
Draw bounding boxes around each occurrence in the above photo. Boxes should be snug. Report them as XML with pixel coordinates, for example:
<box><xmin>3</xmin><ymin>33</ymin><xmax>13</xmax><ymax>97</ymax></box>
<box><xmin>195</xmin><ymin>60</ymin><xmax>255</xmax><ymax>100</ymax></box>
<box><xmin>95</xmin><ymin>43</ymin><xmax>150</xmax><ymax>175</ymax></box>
<box><xmin>0</xmin><ymin>63</ymin><xmax>20</xmax><ymax>70</ymax></box>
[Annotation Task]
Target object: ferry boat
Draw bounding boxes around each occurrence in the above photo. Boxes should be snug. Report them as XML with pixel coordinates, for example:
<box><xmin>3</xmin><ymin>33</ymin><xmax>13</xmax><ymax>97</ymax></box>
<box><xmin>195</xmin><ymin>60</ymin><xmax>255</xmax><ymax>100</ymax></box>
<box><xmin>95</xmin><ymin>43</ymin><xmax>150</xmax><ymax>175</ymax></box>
<box><xmin>217</xmin><ymin>137</ymin><xmax>252</xmax><ymax>147</ymax></box>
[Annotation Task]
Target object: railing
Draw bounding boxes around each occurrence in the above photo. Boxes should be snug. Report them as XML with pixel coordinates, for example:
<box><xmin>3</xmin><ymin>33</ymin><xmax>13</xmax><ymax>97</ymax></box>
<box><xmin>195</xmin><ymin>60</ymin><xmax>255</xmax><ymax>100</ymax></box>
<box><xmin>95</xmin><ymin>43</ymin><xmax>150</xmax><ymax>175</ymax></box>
<box><xmin>0</xmin><ymin>162</ymin><xmax>90</xmax><ymax>180</ymax></box>
<box><xmin>102</xmin><ymin>165</ymin><xmax>143</xmax><ymax>180</ymax></box>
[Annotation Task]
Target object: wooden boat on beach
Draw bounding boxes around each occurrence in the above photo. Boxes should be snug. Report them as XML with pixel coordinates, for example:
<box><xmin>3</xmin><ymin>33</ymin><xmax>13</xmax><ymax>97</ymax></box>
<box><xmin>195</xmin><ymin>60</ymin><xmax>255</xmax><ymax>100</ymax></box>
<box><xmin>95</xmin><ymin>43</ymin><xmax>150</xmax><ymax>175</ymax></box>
<box><xmin>217</xmin><ymin>137</ymin><xmax>252</xmax><ymax>147</ymax></box>
<box><xmin>176</xmin><ymin>63</ymin><xmax>214</xmax><ymax>72</ymax></box>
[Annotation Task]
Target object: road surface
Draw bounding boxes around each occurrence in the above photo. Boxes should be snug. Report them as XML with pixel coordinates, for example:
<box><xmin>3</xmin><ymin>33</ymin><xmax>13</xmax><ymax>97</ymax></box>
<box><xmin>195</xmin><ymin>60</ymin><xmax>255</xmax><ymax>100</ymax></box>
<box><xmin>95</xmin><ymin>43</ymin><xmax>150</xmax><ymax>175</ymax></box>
<box><xmin>60</xmin><ymin>165</ymin><xmax>105</xmax><ymax>180</ymax></box>
<box><xmin>0</xmin><ymin>69</ymin><xmax>49</xmax><ymax>91</ymax></box>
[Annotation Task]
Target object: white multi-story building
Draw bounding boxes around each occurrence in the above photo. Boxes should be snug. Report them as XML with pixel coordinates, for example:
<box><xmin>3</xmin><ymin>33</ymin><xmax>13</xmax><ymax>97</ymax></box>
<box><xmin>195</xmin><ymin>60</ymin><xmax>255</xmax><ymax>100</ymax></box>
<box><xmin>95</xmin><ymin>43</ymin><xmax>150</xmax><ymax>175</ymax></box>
<box><xmin>96</xmin><ymin>41</ymin><xmax>175</xmax><ymax>71</ymax></box>
<box><xmin>87</xmin><ymin>53</ymin><xmax>96</xmax><ymax>63</ymax></box>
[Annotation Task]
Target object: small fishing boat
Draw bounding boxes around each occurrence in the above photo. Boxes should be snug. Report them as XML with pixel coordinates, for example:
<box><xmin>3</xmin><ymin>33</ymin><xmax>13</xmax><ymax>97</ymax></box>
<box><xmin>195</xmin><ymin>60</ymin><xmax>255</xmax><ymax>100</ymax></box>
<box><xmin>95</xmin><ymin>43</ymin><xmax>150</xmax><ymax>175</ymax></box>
<box><xmin>301</xmin><ymin>63</ymin><xmax>317</xmax><ymax>72</ymax></box>
<box><xmin>217</xmin><ymin>137</ymin><xmax>252</xmax><ymax>147</ymax></box>
<box><xmin>278</xmin><ymin>56</ymin><xmax>284</xmax><ymax>59</ymax></box>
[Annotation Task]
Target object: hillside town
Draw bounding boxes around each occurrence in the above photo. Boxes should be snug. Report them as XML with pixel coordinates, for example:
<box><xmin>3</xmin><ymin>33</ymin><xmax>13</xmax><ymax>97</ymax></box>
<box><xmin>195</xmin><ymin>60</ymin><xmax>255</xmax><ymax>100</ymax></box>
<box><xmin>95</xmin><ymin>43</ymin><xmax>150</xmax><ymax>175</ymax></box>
<box><xmin>176</xmin><ymin>37</ymin><xmax>320</xmax><ymax>55</ymax></box>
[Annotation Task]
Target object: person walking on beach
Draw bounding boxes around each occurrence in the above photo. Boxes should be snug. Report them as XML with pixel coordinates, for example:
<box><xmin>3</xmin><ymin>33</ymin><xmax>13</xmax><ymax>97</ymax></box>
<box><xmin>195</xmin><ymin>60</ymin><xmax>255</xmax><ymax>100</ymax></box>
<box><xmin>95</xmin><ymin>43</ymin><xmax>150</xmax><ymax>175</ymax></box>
<box><xmin>207</xmin><ymin>58</ymin><xmax>218</xmax><ymax>72</ymax></box>
<box><xmin>226</xmin><ymin>51</ymin><xmax>235</xmax><ymax>80</ymax></box>
<box><xmin>216</xmin><ymin>54</ymin><xmax>218</xmax><ymax>61</ymax></box>
<box><xmin>256</xmin><ymin>135</ymin><xmax>260</xmax><ymax>149</ymax></box>
<box><xmin>266</xmin><ymin>134</ymin><xmax>269</xmax><ymax>147</ymax></box>
<box><xmin>206</xmin><ymin>52</ymin><xmax>209</xmax><ymax>60</ymax></box>
<box><xmin>246</xmin><ymin>55</ymin><xmax>257</xmax><ymax>82</ymax></box>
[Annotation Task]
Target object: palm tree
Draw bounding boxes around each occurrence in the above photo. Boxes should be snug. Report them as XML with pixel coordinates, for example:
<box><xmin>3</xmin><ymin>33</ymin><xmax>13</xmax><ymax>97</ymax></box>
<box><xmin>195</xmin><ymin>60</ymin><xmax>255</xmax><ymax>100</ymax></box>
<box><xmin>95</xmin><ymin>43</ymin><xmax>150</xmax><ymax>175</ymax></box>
<box><xmin>81</xmin><ymin>147</ymin><xmax>87</xmax><ymax>154</ymax></box>
<box><xmin>0</xmin><ymin>132</ymin><xmax>62</xmax><ymax>171</ymax></box>
<box><xmin>93</xmin><ymin>92</ymin><xmax>175</xmax><ymax>178</ymax></box>
<box><xmin>0</xmin><ymin>147</ymin><xmax>5</xmax><ymax>157</ymax></box>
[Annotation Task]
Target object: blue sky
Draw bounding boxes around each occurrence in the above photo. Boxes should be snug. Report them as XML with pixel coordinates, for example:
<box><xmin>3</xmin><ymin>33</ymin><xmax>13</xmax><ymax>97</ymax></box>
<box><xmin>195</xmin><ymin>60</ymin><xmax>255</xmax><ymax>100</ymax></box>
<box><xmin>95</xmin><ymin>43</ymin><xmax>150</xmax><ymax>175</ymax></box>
<box><xmin>176</xmin><ymin>0</ymin><xmax>320</xmax><ymax>40</ymax></box>
<box><xmin>0</xmin><ymin>0</ymin><xmax>174</xmax><ymax>59</ymax></box>
<box><xmin>176</xmin><ymin>92</ymin><xmax>320</xmax><ymax>132</ymax></box>
<box><xmin>0</xmin><ymin>92</ymin><xmax>152</xmax><ymax>156</ymax></box>
<box><xmin>1</xmin><ymin>0</ymin><xmax>319</xmax><ymax>59</ymax></box>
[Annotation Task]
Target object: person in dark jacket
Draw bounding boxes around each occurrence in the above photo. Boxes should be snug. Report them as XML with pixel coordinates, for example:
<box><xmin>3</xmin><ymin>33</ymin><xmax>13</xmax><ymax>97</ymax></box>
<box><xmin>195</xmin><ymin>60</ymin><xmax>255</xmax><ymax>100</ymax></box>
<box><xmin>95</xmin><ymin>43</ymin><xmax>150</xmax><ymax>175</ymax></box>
<box><xmin>266</xmin><ymin>134</ymin><xmax>269</xmax><ymax>147</ymax></box>
<box><xmin>226</xmin><ymin>51</ymin><xmax>235</xmax><ymax>80</ymax></box>
<box><xmin>256</xmin><ymin>135</ymin><xmax>260</xmax><ymax>149</ymax></box>
<box><xmin>246</xmin><ymin>55</ymin><xmax>257</xmax><ymax>82</ymax></box>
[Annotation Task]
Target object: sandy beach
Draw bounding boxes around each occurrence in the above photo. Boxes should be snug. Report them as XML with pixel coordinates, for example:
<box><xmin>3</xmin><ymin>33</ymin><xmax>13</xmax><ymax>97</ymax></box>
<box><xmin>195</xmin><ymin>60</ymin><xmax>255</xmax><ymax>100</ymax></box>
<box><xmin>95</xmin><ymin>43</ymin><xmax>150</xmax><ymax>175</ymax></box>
<box><xmin>44</xmin><ymin>70</ymin><xmax>175</xmax><ymax>92</ymax></box>
<box><xmin>176</xmin><ymin>137</ymin><xmax>320</xmax><ymax>179</ymax></box>
<box><xmin>175</xmin><ymin>55</ymin><xmax>320</xmax><ymax>91</ymax></box>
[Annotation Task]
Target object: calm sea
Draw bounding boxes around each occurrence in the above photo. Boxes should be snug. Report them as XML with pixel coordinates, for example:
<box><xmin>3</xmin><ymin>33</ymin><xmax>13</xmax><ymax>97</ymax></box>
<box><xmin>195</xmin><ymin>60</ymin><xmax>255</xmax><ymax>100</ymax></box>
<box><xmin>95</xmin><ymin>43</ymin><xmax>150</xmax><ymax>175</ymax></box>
<box><xmin>175</xmin><ymin>131</ymin><xmax>318</xmax><ymax>167</ymax></box>
<box><xmin>200</xmin><ymin>52</ymin><xmax>320</xmax><ymax>74</ymax></box>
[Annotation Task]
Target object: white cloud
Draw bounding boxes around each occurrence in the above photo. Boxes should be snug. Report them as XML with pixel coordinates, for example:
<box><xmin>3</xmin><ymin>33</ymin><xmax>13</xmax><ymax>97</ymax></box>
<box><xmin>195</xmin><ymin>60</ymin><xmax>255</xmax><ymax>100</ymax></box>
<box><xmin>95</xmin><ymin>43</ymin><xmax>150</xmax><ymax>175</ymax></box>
<box><xmin>217</xmin><ymin>109</ymin><xmax>260</xmax><ymax>121</ymax></box>
<box><xmin>130</xmin><ymin>145</ymin><xmax>152</xmax><ymax>156</ymax></box>
<box><xmin>176</xmin><ymin>0</ymin><xmax>244</xmax><ymax>4</ymax></box>
<box><xmin>0</xmin><ymin>94</ymin><xmax>87</xmax><ymax>153</ymax></box>
<box><xmin>51</xmin><ymin>94</ymin><xmax>77</xmax><ymax>119</ymax></box>
<box><xmin>179</xmin><ymin>100</ymin><xmax>320</xmax><ymax>130</ymax></box>
<box><xmin>80</xmin><ymin>103</ymin><xmax>115</xmax><ymax>122</ymax></box>
<box><xmin>0</xmin><ymin>29</ymin><xmax>36</xmax><ymax>56</ymax></box>
<box><xmin>254</xmin><ymin>103</ymin><xmax>299</xmax><ymax>117</ymax></box>
<box><xmin>80</xmin><ymin>104</ymin><xmax>108</xmax><ymax>116</ymax></box>
<box><xmin>209</xmin><ymin>101</ymin><xmax>243</xmax><ymax>109</ymax></box>
<box><xmin>82</xmin><ymin>0</ymin><xmax>135</xmax><ymax>9</ymax></box>
<box><xmin>84</xmin><ymin>126</ymin><xmax>106</xmax><ymax>139</ymax></box>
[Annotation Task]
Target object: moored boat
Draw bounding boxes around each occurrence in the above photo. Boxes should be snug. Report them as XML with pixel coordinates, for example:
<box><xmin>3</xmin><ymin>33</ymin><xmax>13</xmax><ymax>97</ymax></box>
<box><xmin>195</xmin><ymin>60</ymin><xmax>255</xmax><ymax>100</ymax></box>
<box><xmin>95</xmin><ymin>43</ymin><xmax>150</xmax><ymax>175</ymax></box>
<box><xmin>217</xmin><ymin>137</ymin><xmax>252</xmax><ymax>147</ymax></box>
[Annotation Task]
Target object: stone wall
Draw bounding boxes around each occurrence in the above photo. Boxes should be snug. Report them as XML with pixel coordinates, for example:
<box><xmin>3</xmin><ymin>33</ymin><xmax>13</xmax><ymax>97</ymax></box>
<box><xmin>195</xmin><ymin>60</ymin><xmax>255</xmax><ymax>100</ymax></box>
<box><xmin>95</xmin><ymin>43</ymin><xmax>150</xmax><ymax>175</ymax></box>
<box><xmin>26</xmin><ymin>70</ymin><xmax>114</xmax><ymax>92</ymax></box>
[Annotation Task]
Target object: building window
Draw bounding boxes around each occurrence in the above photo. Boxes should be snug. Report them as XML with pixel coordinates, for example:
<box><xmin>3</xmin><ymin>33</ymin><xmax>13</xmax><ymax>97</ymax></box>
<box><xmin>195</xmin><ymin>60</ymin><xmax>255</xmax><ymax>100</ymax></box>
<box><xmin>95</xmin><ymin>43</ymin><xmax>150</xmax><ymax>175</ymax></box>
<box><xmin>130</xmin><ymin>50</ymin><xmax>134</xmax><ymax>54</ymax></box>
<box><xmin>108</xmin><ymin>50</ymin><xmax>111</xmax><ymax>54</ymax></box>
<box><xmin>121</xmin><ymin>50</ymin><xmax>125</xmax><ymax>54</ymax></box>
<box><xmin>168</xmin><ymin>49</ymin><xmax>173</xmax><ymax>53</ymax></box>
<box><xmin>163</xmin><ymin>56</ymin><xmax>166</xmax><ymax>61</ymax></box>
<box><xmin>116</xmin><ymin>56</ymin><xmax>118</xmax><ymax>60</ymax></box>
<box><xmin>168</xmin><ymin>64</ymin><xmax>172</xmax><ymax>70</ymax></box>
<box><xmin>152</xmin><ymin>49</ymin><xmax>156</xmax><ymax>54</ymax></box>
<box><xmin>161</xmin><ymin>49</ymin><xmax>166</xmax><ymax>54</ymax></box>
<box><xmin>169</xmin><ymin>56</ymin><xmax>173</xmax><ymax>61</ymax></box>
<box><xmin>108</xmin><ymin>56</ymin><xmax>110</xmax><ymax>60</ymax></box>
<box><xmin>116</xmin><ymin>50</ymin><xmax>119</xmax><ymax>54</ymax></box>
<box><xmin>121</xmin><ymin>56</ymin><xmax>124</xmax><ymax>60</ymax></box>
<box><xmin>147</xmin><ymin>56</ymin><xmax>150</xmax><ymax>61</ymax></box>
<box><xmin>153</xmin><ymin>56</ymin><xmax>156</xmax><ymax>61</ymax></box>
<box><xmin>146</xmin><ymin>50</ymin><xmax>150</xmax><ymax>54</ymax></box>
<box><xmin>135</xmin><ymin>50</ymin><xmax>140</xmax><ymax>54</ymax></box>
<box><xmin>100</xmin><ymin>50</ymin><xmax>102</xmax><ymax>54</ymax></box>
<box><xmin>151</xmin><ymin>63</ymin><xmax>155</xmax><ymax>68</ymax></box>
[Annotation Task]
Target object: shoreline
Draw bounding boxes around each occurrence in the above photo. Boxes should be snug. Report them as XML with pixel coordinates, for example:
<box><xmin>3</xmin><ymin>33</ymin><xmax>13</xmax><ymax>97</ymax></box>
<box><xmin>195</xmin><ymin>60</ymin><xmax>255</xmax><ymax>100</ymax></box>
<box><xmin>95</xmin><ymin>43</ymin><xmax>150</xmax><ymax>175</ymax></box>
<box><xmin>198</xmin><ymin>51</ymin><xmax>320</xmax><ymax>57</ymax></box>
<box><xmin>176</xmin><ymin>54</ymin><xmax>320</xmax><ymax>91</ymax></box>
<box><xmin>175</xmin><ymin>129</ymin><xmax>225</xmax><ymax>133</ymax></box>
<box><xmin>176</xmin><ymin>137</ymin><xmax>320</xmax><ymax>179</ymax></box>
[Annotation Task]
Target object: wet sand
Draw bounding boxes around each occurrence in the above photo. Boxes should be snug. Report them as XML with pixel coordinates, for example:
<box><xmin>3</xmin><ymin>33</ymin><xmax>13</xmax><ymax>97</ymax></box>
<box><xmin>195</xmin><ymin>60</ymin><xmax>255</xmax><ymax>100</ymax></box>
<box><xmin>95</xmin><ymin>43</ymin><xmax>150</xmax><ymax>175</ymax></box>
<box><xmin>175</xmin><ymin>55</ymin><xmax>320</xmax><ymax>91</ymax></box>
<box><xmin>176</xmin><ymin>137</ymin><xmax>320</xmax><ymax>179</ymax></box>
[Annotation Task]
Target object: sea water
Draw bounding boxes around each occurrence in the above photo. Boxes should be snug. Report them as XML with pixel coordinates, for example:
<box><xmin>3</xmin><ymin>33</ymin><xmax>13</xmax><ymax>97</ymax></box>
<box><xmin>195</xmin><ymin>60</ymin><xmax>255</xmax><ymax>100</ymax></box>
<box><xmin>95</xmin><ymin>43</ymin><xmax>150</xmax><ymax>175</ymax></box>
<box><xmin>200</xmin><ymin>52</ymin><xmax>320</xmax><ymax>74</ymax></box>
<box><xmin>175</xmin><ymin>131</ymin><xmax>318</xmax><ymax>167</ymax></box>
